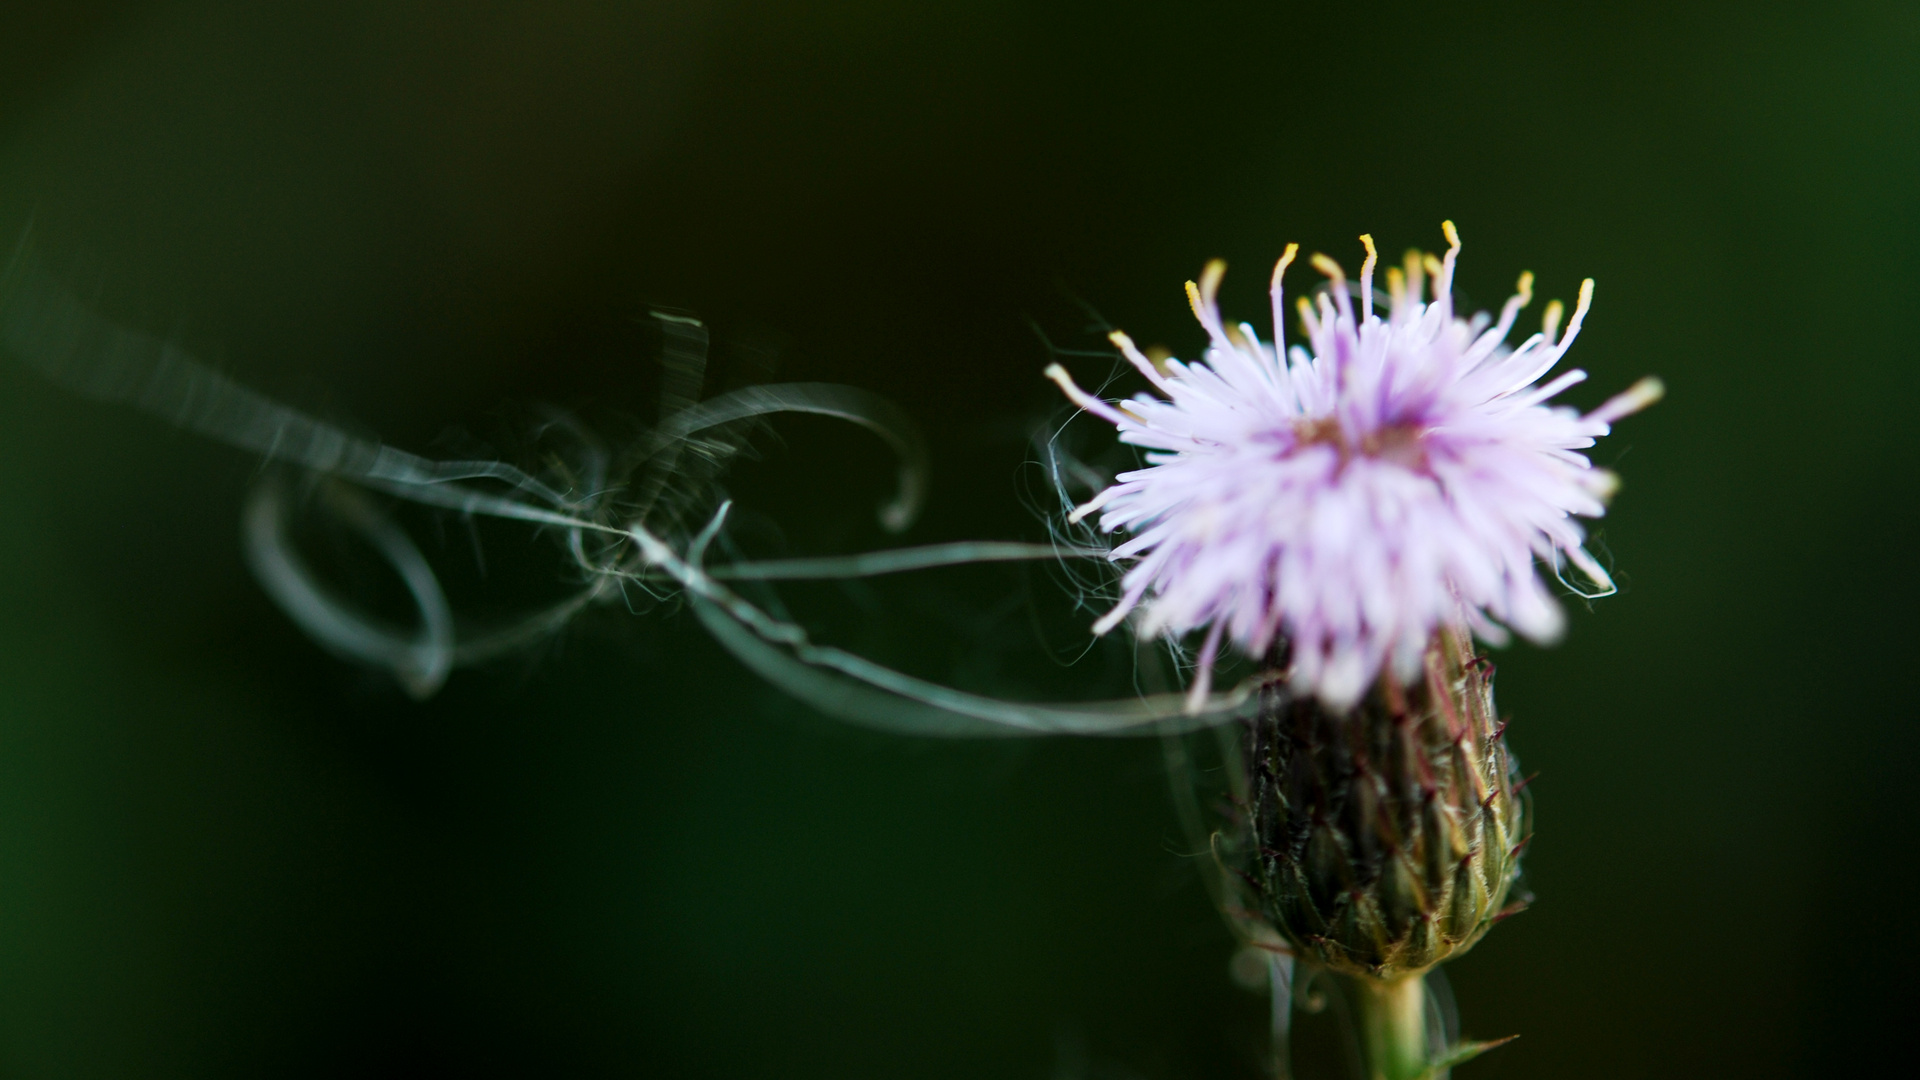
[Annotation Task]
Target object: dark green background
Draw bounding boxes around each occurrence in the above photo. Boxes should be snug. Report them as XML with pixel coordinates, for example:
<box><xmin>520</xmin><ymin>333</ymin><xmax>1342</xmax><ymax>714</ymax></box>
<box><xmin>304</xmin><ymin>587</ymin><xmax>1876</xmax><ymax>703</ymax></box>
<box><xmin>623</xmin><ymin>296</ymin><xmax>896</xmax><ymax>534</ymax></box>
<box><xmin>0</xmin><ymin>1</ymin><xmax>1912</xmax><ymax>1076</ymax></box>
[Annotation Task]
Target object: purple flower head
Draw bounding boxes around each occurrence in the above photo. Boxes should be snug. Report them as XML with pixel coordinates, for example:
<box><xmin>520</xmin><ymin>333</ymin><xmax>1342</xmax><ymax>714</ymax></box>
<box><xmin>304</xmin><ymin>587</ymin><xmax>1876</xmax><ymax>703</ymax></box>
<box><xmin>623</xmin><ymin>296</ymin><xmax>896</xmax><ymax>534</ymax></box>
<box><xmin>1047</xmin><ymin>223</ymin><xmax>1662</xmax><ymax>710</ymax></box>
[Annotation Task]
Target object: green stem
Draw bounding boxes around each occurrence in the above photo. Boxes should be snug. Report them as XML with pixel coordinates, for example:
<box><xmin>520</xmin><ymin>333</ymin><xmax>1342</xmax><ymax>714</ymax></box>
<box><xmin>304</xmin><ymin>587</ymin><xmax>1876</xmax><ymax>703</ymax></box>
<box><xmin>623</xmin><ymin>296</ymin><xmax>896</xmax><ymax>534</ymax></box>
<box><xmin>1343</xmin><ymin>974</ymin><xmax>1430</xmax><ymax>1080</ymax></box>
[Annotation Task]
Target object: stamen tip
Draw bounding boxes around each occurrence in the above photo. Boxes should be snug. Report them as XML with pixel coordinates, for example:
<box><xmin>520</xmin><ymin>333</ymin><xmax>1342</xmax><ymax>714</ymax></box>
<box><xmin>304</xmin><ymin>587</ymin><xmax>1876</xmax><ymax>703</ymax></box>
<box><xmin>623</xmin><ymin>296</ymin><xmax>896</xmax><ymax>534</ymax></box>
<box><xmin>1628</xmin><ymin>375</ymin><xmax>1666</xmax><ymax>408</ymax></box>
<box><xmin>1542</xmin><ymin>299</ymin><xmax>1565</xmax><ymax>336</ymax></box>
<box><xmin>1271</xmin><ymin>243</ymin><xmax>1299</xmax><ymax>287</ymax></box>
<box><xmin>1199</xmin><ymin>259</ymin><xmax>1227</xmax><ymax>301</ymax></box>
<box><xmin>1588</xmin><ymin>375</ymin><xmax>1666</xmax><ymax>425</ymax></box>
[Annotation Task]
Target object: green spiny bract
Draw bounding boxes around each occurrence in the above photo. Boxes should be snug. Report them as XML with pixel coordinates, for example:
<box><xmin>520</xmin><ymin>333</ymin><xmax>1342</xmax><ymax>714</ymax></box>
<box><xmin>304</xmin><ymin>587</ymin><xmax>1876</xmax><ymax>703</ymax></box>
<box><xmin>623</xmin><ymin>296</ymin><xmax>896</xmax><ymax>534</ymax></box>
<box><xmin>1244</xmin><ymin>629</ymin><xmax>1529</xmax><ymax>979</ymax></box>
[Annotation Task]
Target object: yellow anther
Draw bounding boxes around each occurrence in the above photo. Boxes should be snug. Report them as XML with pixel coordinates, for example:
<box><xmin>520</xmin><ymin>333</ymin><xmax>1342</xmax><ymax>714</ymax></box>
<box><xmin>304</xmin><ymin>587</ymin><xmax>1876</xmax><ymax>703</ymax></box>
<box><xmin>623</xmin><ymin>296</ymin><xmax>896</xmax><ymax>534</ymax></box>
<box><xmin>1422</xmin><ymin>253</ymin><xmax>1443</xmax><ymax>283</ymax></box>
<box><xmin>1542</xmin><ymin>299</ymin><xmax>1565</xmax><ymax>340</ymax></box>
<box><xmin>1270</xmin><ymin>243</ymin><xmax>1299</xmax><ymax>291</ymax></box>
<box><xmin>1310</xmin><ymin>253</ymin><xmax>1346</xmax><ymax>281</ymax></box>
<box><xmin>1110</xmin><ymin>329</ymin><xmax>1159</xmax><ymax>374</ymax></box>
<box><xmin>1358</xmin><ymin>234</ymin><xmax>1379</xmax><ymax>321</ymax></box>
<box><xmin>1199</xmin><ymin>258</ymin><xmax>1227</xmax><ymax>304</ymax></box>
<box><xmin>1588</xmin><ymin>376</ymin><xmax>1666</xmax><ymax>425</ymax></box>
<box><xmin>1404</xmin><ymin>249</ymin><xmax>1425</xmax><ymax>299</ymax></box>
<box><xmin>1067</xmin><ymin>487</ymin><xmax>1119</xmax><ymax>525</ymax></box>
<box><xmin>1184</xmin><ymin>279</ymin><xmax>1206</xmax><ymax>323</ymax></box>
<box><xmin>1617</xmin><ymin>375</ymin><xmax>1665</xmax><ymax>411</ymax></box>
<box><xmin>1515</xmin><ymin>271</ymin><xmax>1535</xmax><ymax>306</ymax></box>
<box><xmin>1295</xmin><ymin>296</ymin><xmax>1315</xmax><ymax>333</ymax></box>
<box><xmin>1441</xmin><ymin>219</ymin><xmax>1462</xmax><ymax>254</ymax></box>
<box><xmin>1549</xmin><ymin>279</ymin><xmax>1598</xmax><ymax>344</ymax></box>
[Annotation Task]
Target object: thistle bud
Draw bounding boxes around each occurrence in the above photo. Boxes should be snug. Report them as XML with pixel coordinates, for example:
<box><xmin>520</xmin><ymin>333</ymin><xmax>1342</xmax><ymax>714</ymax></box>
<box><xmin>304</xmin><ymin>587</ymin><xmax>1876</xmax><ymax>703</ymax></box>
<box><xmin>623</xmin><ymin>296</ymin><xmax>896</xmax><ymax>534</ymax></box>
<box><xmin>1245</xmin><ymin>628</ymin><xmax>1529</xmax><ymax>980</ymax></box>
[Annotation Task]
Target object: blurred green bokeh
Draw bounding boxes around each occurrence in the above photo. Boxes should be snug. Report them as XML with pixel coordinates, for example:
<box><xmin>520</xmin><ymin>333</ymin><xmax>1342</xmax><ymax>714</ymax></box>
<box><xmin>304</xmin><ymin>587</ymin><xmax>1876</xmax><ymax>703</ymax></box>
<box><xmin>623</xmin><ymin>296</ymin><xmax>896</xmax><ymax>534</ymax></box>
<box><xmin>0</xmin><ymin>1</ymin><xmax>1913</xmax><ymax>1076</ymax></box>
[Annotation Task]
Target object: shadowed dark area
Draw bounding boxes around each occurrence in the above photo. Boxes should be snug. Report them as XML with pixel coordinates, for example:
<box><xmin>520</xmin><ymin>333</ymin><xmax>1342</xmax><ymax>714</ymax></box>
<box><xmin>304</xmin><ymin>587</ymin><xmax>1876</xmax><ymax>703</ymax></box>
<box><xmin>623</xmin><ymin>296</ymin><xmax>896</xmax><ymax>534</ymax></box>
<box><xmin>0</xmin><ymin>1</ymin><xmax>1913</xmax><ymax>1076</ymax></box>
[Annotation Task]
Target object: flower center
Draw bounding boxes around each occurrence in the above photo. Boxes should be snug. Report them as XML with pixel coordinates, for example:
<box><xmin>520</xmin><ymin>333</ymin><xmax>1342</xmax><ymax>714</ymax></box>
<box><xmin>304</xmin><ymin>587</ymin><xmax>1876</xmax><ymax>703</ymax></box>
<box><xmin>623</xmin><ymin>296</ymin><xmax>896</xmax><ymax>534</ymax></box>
<box><xmin>1290</xmin><ymin>416</ymin><xmax>1429</xmax><ymax>472</ymax></box>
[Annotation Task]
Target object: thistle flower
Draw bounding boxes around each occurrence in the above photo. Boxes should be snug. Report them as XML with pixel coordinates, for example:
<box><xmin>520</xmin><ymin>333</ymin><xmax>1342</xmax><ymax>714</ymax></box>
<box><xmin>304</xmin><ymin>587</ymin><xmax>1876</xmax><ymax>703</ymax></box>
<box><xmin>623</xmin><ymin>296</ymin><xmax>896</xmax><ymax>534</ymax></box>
<box><xmin>1047</xmin><ymin>223</ymin><xmax>1662</xmax><ymax>709</ymax></box>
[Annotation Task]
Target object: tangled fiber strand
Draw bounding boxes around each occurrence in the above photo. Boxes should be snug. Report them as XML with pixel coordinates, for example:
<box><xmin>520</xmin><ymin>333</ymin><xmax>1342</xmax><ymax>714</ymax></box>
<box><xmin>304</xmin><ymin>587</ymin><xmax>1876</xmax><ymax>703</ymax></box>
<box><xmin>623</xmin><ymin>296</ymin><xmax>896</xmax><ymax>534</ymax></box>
<box><xmin>2</xmin><ymin>237</ymin><xmax>1276</xmax><ymax>734</ymax></box>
